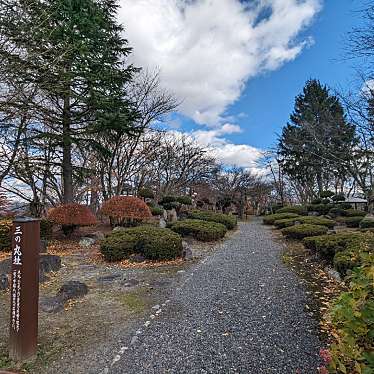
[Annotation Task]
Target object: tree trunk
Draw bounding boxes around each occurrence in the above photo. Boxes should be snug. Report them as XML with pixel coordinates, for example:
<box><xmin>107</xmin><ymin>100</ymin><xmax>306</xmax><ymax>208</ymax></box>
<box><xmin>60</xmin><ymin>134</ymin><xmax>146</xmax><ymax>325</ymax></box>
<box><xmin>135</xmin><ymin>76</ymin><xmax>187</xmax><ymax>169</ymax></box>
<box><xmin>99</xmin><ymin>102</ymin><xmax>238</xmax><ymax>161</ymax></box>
<box><xmin>62</xmin><ymin>91</ymin><xmax>73</xmax><ymax>203</ymax></box>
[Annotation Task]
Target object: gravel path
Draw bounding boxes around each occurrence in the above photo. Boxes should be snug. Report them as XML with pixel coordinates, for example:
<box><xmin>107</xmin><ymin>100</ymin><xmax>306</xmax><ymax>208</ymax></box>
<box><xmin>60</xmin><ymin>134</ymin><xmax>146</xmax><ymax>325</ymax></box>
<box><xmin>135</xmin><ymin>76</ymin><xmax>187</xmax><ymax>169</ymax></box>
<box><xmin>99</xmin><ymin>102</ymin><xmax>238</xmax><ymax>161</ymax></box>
<box><xmin>107</xmin><ymin>218</ymin><xmax>322</xmax><ymax>374</ymax></box>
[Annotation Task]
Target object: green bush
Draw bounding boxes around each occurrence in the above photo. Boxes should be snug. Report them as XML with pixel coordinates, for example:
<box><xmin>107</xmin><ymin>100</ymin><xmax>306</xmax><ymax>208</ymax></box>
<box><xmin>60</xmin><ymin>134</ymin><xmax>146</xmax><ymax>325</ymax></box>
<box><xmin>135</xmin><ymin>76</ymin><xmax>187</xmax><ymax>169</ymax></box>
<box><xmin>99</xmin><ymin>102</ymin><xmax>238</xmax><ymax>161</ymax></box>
<box><xmin>274</xmin><ymin>216</ymin><xmax>335</xmax><ymax>229</ymax></box>
<box><xmin>338</xmin><ymin>202</ymin><xmax>352</xmax><ymax>210</ymax></box>
<box><xmin>40</xmin><ymin>218</ymin><xmax>53</xmax><ymax>239</ymax></box>
<box><xmin>0</xmin><ymin>219</ymin><xmax>12</xmax><ymax>251</ymax></box>
<box><xmin>329</xmin><ymin>207</ymin><xmax>345</xmax><ymax>217</ymax></box>
<box><xmin>342</xmin><ymin>209</ymin><xmax>367</xmax><ymax>217</ymax></box>
<box><xmin>359</xmin><ymin>218</ymin><xmax>374</xmax><ymax>229</ymax></box>
<box><xmin>311</xmin><ymin>198</ymin><xmax>322</xmax><ymax>204</ymax></box>
<box><xmin>332</xmin><ymin>193</ymin><xmax>345</xmax><ymax>202</ymax></box>
<box><xmin>320</xmin><ymin>190</ymin><xmax>334</xmax><ymax>198</ymax></box>
<box><xmin>188</xmin><ymin>210</ymin><xmax>237</xmax><ymax>230</ymax></box>
<box><xmin>276</xmin><ymin>206</ymin><xmax>308</xmax><ymax>215</ymax></box>
<box><xmin>176</xmin><ymin>196</ymin><xmax>192</xmax><ymax>205</ymax></box>
<box><xmin>281</xmin><ymin>224</ymin><xmax>328</xmax><ymax>239</ymax></box>
<box><xmin>273</xmin><ymin>218</ymin><xmax>299</xmax><ymax>229</ymax></box>
<box><xmin>340</xmin><ymin>216</ymin><xmax>364</xmax><ymax>228</ymax></box>
<box><xmin>328</xmin><ymin>253</ymin><xmax>374</xmax><ymax>373</ymax></box>
<box><xmin>262</xmin><ymin>213</ymin><xmax>299</xmax><ymax>225</ymax></box>
<box><xmin>171</xmin><ymin>219</ymin><xmax>227</xmax><ymax>241</ymax></box>
<box><xmin>333</xmin><ymin>247</ymin><xmax>362</xmax><ymax>276</ymax></box>
<box><xmin>307</xmin><ymin>203</ymin><xmax>334</xmax><ymax>215</ymax></box>
<box><xmin>303</xmin><ymin>232</ymin><xmax>362</xmax><ymax>258</ymax></box>
<box><xmin>159</xmin><ymin>196</ymin><xmax>177</xmax><ymax>205</ymax></box>
<box><xmin>138</xmin><ymin>187</ymin><xmax>155</xmax><ymax>199</ymax></box>
<box><xmin>150</xmin><ymin>206</ymin><xmax>164</xmax><ymax>216</ymax></box>
<box><xmin>100</xmin><ymin>226</ymin><xmax>183</xmax><ymax>262</ymax></box>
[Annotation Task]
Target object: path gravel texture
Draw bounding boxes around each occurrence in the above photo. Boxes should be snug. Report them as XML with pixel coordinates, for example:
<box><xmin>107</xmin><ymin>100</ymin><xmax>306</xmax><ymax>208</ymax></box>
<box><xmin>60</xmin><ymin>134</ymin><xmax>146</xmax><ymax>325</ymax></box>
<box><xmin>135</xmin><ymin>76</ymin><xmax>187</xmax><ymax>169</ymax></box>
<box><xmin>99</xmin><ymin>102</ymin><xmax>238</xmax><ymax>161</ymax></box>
<box><xmin>106</xmin><ymin>218</ymin><xmax>322</xmax><ymax>374</ymax></box>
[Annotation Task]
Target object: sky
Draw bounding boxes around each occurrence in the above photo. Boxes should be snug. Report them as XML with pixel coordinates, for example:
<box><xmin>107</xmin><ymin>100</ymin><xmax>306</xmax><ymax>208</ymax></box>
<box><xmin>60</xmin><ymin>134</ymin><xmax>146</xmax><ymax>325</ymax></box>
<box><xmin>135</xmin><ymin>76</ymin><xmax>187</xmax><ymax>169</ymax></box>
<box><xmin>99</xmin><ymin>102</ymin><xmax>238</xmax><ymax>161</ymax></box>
<box><xmin>118</xmin><ymin>0</ymin><xmax>364</xmax><ymax>170</ymax></box>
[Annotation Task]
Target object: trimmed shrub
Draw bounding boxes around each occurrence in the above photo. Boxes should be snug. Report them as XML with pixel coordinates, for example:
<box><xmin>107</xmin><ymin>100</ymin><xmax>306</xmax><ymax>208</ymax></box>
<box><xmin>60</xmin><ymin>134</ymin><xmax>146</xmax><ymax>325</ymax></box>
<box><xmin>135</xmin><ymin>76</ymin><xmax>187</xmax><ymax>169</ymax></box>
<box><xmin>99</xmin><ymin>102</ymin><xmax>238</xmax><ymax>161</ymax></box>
<box><xmin>0</xmin><ymin>219</ymin><xmax>12</xmax><ymax>251</ymax></box>
<box><xmin>328</xmin><ymin>254</ymin><xmax>374</xmax><ymax>373</ymax></box>
<box><xmin>48</xmin><ymin>203</ymin><xmax>97</xmax><ymax>236</ymax></box>
<box><xmin>281</xmin><ymin>224</ymin><xmax>328</xmax><ymax>239</ymax></box>
<box><xmin>338</xmin><ymin>202</ymin><xmax>352</xmax><ymax>210</ymax></box>
<box><xmin>138</xmin><ymin>187</ymin><xmax>154</xmax><ymax>199</ymax></box>
<box><xmin>303</xmin><ymin>232</ymin><xmax>362</xmax><ymax>258</ymax></box>
<box><xmin>171</xmin><ymin>219</ymin><xmax>227</xmax><ymax>241</ymax></box>
<box><xmin>340</xmin><ymin>216</ymin><xmax>364</xmax><ymax>228</ymax></box>
<box><xmin>101</xmin><ymin>196</ymin><xmax>152</xmax><ymax>227</ymax></box>
<box><xmin>273</xmin><ymin>218</ymin><xmax>298</xmax><ymax>229</ymax></box>
<box><xmin>150</xmin><ymin>206</ymin><xmax>164</xmax><ymax>216</ymax></box>
<box><xmin>308</xmin><ymin>203</ymin><xmax>334</xmax><ymax>215</ymax></box>
<box><xmin>320</xmin><ymin>190</ymin><xmax>334</xmax><ymax>198</ymax></box>
<box><xmin>276</xmin><ymin>206</ymin><xmax>308</xmax><ymax>215</ymax></box>
<box><xmin>40</xmin><ymin>218</ymin><xmax>53</xmax><ymax>239</ymax></box>
<box><xmin>100</xmin><ymin>226</ymin><xmax>182</xmax><ymax>262</ymax></box>
<box><xmin>342</xmin><ymin>209</ymin><xmax>367</xmax><ymax>217</ymax></box>
<box><xmin>159</xmin><ymin>196</ymin><xmax>177</xmax><ymax>205</ymax></box>
<box><xmin>311</xmin><ymin>198</ymin><xmax>322</xmax><ymax>205</ymax></box>
<box><xmin>331</xmin><ymin>193</ymin><xmax>345</xmax><ymax>202</ymax></box>
<box><xmin>360</xmin><ymin>217</ymin><xmax>374</xmax><ymax>229</ymax></box>
<box><xmin>188</xmin><ymin>210</ymin><xmax>237</xmax><ymax>230</ymax></box>
<box><xmin>176</xmin><ymin>196</ymin><xmax>193</xmax><ymax>205</ymax></box>
<box><xmin>263</xmin><ymin>213</ymin><xmax>299</xmax><ymax>225</ymax></box>
<box><xmin>275</xmin><ymin>216</ymin><xmax>335</xmax><ymax>229</ymax></box>
<box><xmin>328</xmin><ymin>207</ymin><xmax>345</xmax><ymax>217</ymax></box>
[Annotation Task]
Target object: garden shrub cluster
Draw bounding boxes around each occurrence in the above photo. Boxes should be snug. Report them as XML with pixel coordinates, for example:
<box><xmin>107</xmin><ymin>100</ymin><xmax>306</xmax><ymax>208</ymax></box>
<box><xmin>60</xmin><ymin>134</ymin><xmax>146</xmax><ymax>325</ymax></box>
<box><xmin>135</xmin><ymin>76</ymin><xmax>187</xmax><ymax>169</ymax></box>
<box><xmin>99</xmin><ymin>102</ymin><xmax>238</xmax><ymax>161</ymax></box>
<box><xmin>338</xmin><ymin>216</ymin><xmax>364</xmax><ymax>228</ymax></box>
<box><xmin>171</xmin><ymin>219</ymin><xmax>227</xmax><ymax>241</ymax></box>
<box><xmin>276</xmin><ymin>206</ymin><xmax>308</xmax><ymax>215</ymax></box>
<box><xmin>274</xmin><ymin>216</ymin><xmax>335</xmax><ymax>229</ymax></box>
<box><xmin>40</xmin><ymin>218</ymin><xmax>53</xmax><ymax>239</ymax></box>
<box><xmin>188</xmin><ymin>210</ymin><xmax>237</xmax><ymax>230</ymax></box>
<box><xmin>327</xmin><ymin>250</ymin><xmax>374</xmax><ymax>373</ymax></box>
<box><xmin>342</xmin><ymin>209</ymin><xmax>367</xmax><ymax>217</ymax></box>
<box><xmin>360</xmin><ymin>218</ymin><xmax>374</xmax><ymax>229</ymax></box>
<box><xmin>100</xmin><ymin>226</ymin><xmax>183</xmax><ymax>261</ymax></box>
<box><xmin>263</xmin><ymin>213</ymin><xmax>299</xmax><ymax>225</ymax></box>
<box><xmin>281</xmin><ymin>224</ymin><xmax>328</xmax><ymax>239</ymax></box>
<box><xmin>0</xmin><ymin>219</ymin><xmax>12</xmax><ymax>251</ymax></box>
<box><xmin>150</xmin><ymin>206</ymin><xmax>164</xmax><ymax>216</ymax></box>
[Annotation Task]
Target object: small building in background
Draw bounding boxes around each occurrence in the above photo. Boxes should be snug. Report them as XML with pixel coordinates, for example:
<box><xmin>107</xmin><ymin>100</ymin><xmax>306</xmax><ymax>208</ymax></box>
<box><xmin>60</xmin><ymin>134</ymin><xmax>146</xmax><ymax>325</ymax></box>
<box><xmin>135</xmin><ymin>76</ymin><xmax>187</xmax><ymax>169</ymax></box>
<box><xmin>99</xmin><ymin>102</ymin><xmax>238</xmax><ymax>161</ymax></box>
<box><xmin>345</xmin><ymin>196</ymin><xmax>368</xmax><ymax>211</ymax></box>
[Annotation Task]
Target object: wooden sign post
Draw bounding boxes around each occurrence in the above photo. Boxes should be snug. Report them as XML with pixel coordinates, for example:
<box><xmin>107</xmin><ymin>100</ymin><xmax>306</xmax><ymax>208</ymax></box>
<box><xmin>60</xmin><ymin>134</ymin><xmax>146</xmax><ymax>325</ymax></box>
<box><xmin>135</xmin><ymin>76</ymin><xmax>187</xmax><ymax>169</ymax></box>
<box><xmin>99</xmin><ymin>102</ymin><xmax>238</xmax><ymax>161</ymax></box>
<box><xmin>9</xmin><ymin>217</ymin><xmax>40</xmax><ymax>363</ymax></box>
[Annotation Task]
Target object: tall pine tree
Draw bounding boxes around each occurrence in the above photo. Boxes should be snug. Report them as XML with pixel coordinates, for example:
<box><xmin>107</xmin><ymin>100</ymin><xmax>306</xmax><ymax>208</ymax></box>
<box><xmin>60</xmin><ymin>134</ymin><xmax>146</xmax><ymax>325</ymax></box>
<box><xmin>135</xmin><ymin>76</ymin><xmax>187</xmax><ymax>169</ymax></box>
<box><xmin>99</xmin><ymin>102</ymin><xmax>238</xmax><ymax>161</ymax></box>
<box><xmin>278</xmin><ymin>79</ymin><xmax>357</xmax><ymax>199</ymax></box>
<box><xmin>0</xmin><ymin>0</ymin><xmax>138</xmax><ymax>202</ymax></box>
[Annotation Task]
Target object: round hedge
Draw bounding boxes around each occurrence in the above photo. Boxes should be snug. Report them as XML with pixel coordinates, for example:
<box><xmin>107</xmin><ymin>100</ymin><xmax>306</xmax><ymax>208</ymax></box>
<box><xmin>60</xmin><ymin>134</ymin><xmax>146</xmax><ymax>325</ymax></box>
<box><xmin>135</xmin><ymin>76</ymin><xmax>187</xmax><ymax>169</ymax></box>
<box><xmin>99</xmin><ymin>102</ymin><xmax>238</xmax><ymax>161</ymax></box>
<box><xmin>188</xmin><ymin>210</ymin><xmax>237</xmax><ymax>230</ymax></box>
<box><xmin>100</xmin><ymin>226</ymin><xmax>183</xmax><ymax>262</ymax></box>
<box><xmin>263</xmin><ymin>213</ymin><xmax>299</xmax><ymax>225</ymax></box>
<box><xmin>276</xmin><ymin>206</ymin><xmax>308</xmax><ymax>215</ymax></box>
<box><xmin>360</xmin><ymin>218</ymin><xmax>374</xmax><ymax>229</ymax></box>
<box><xmin>342</xmin><ymin>209</ymin><xmax>367</xmax><ymax>217</ymax></box>
<box><xmin>281</xmin><ymin>224</ymin><xmax>328</xmax><ymax>240</ymax></box>
<box><xmin>150</xmin><ymin>206</ymin><xmax>164</xmax><ymax>216</ymax></box>
<box><xmin>274</xmin><ymin>216</ymin><xmax>335</xmax><ymax>229</ymax></box>
<box><xmin>339</xmin><ymin>216</ymin><xmax>364</xmax><ymax>228</ymax></box>
<box><xmin>171</xmin><ymin>219</ymin><xmax>227</xmax><ymax>241</ymax></box>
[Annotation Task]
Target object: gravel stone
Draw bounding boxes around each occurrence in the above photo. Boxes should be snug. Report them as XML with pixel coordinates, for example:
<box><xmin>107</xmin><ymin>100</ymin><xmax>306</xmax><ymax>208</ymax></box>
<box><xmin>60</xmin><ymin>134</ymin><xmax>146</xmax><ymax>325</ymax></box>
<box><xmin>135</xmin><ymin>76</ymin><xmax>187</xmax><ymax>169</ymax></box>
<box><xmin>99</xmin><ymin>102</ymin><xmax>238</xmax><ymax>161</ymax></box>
<box><xmin>110</xmin><ymin>218</ymin><xmax>322</xmax><ymax>374</ymax></box>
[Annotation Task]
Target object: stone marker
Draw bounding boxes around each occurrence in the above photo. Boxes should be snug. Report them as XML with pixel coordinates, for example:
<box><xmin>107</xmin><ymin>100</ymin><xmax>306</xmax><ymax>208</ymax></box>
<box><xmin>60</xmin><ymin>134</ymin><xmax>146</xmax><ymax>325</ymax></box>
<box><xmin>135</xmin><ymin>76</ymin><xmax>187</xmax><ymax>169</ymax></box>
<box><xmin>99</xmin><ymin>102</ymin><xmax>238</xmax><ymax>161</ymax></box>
<box><xmin>9</xmin><ymin>217</ymin><xmax>40</xmax><ymax>363</ymax></box>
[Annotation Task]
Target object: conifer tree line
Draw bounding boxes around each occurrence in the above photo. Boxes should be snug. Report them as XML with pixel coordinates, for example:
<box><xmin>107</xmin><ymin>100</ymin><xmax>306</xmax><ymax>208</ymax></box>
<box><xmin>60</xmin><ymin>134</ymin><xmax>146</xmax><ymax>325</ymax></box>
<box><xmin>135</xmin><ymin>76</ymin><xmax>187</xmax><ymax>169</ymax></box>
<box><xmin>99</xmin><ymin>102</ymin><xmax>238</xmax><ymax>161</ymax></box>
<box><xmin>0</xmin><ymin>0</ymin><xmax>269</xmax><ymax>217</ymax></box>
<box><xmin>271</xmin><ymin>3</ymin><xmax>374</xmax><ymax>206</ymax></box>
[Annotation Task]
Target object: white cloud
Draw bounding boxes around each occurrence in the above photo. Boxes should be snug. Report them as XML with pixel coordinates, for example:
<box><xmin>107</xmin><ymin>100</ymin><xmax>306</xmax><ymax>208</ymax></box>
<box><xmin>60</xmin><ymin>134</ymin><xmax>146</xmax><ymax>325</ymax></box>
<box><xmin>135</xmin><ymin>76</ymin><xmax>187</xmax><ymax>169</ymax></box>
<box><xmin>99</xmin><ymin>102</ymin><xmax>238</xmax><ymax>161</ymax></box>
<box><xmin>119</xmin><ymin>0</ymin><xmax>321</xmax><ymax>126</ymax></box>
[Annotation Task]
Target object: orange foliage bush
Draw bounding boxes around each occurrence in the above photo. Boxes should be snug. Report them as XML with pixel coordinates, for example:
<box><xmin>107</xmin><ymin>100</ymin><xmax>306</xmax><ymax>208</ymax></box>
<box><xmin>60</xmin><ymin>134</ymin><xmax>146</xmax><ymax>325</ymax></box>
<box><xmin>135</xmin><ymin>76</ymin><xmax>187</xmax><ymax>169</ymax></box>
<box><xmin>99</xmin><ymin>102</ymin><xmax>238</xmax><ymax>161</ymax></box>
<box><xmin>48</xmin><ymin>203</ymin><xmax>97</xmax><ymax>236</ymax></box>
<box><xmin>101</xmin><ymin>196</ymin><xmax>152</xmax><ymax>226</ymax></box>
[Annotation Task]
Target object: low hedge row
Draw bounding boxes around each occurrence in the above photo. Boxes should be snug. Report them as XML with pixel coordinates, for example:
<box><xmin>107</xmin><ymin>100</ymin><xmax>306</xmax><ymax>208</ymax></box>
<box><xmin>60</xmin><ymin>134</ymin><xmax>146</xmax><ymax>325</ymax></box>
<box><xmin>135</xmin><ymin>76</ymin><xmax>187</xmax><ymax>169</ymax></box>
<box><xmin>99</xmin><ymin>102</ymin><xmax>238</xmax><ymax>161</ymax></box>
<box><xmin>281</xmin><ymin>224</ymin><xmax>328</xmax><ymax>239</ymax></box>
<box><xmin>100</xmin><ymin>226</ymin><xmax>183</xmax><ymax>262</ymax></box>
<box><xmin>276</xmin><ymin>206</ymin><xmax>308</xmax><ymax>215</ymax></box>
<box><xmin>171</xmin><ymin>219</ymin><xmax>227</xmax><ymax>241</ymax></box>
<box><xmin>337</xmin><ymin>216</ymin><xmax>364</xmax><ymax>228</ymax></box>
<box><xmin>274</xmin><ymin>216</ymin><xmax>335</xmax><ymax>229</ymax></box>
<box><xmin>359</xmin><ymin>217</ymin><xmax>374</xmax><ymax>229</ymax></box>
<box><xmin>263</xmin><ymin>213</ymin><xmax>299</xmax><ymax>225</ymax></box>
<box><xmin>188</xmin><ymin>210</ymin><xmax>237</xmax><ymax>230</ymax></box>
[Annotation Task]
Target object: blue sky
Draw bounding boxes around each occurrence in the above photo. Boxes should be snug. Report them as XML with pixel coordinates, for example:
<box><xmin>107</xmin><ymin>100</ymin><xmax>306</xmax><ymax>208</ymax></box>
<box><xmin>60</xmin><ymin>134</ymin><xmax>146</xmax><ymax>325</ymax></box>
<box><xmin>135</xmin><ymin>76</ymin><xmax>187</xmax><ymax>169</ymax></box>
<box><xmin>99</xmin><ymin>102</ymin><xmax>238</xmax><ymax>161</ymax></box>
<box><xmin>229</xmin><ymin>0</ymin><xmax>361</xmax><ymax>150</ymax></box>
<box><xmin>119</xmin><ymin>0</ymin><xmax>365</xmax><ymax>169</ymax></box>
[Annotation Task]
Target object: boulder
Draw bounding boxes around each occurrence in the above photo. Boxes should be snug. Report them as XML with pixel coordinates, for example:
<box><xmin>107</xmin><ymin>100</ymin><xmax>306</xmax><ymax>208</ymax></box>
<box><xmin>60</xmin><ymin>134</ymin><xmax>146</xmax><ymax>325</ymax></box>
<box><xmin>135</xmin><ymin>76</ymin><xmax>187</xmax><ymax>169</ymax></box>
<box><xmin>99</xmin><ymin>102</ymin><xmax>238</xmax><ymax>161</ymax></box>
<box><xmin>97</xmin><ymin>273</ymin><xmax>122</xmax><ymax>284</ymax></box>
<box><xmin>39</xmin><ymin>296</ymin><xmax>64</xmax><ymax>313</ymax></box>
<box><xmin>159</xmin><ymin>218</ymin><xmax>167</xmax><ymax>228</ymax></box>
<box><xmin>0</xmin><ymin>258</ymin><xmax>11</xmax><ymax>274</ymax></box>
<box><xmin>167</xmin><ymin>208</ymin><xmax>178</xmax><ymax>223</ymax></box>
<box><xmin>0</xmin><ymin>273</ymin><xmax>9</xmax><ymax>290</ymax></box>
<box><xmin>39</xmin><ymin>254</ymin><xmax>61</xmax><ymax>273</ymax></box>
<box><xmin>79</xmin><ymin>237</ymin><xmax>96</xmax><ymax>247</ymax></box>
<box><xmin>129</xmin><ymin>254</ymin><xmax>146</xmax><ymax>263</ymax></box>
<box><xmin>57</xmin><ymin>281</ymin><xmax>88</xmax><ymax>302</ymax></box>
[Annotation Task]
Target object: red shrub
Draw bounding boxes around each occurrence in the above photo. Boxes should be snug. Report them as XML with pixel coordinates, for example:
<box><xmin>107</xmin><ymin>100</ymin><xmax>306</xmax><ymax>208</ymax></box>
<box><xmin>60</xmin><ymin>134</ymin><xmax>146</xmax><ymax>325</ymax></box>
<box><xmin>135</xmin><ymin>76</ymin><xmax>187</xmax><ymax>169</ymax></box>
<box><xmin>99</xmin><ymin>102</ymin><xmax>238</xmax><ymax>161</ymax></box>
<box><xmin>48</xmin><ymin>203</ymin><xmax>97</xmax><ymax>236</ymax></box>
<box><xmin>101</xmin><ymin>196</ymin><xmax>152</xmax><ymax>226</ymax></box>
